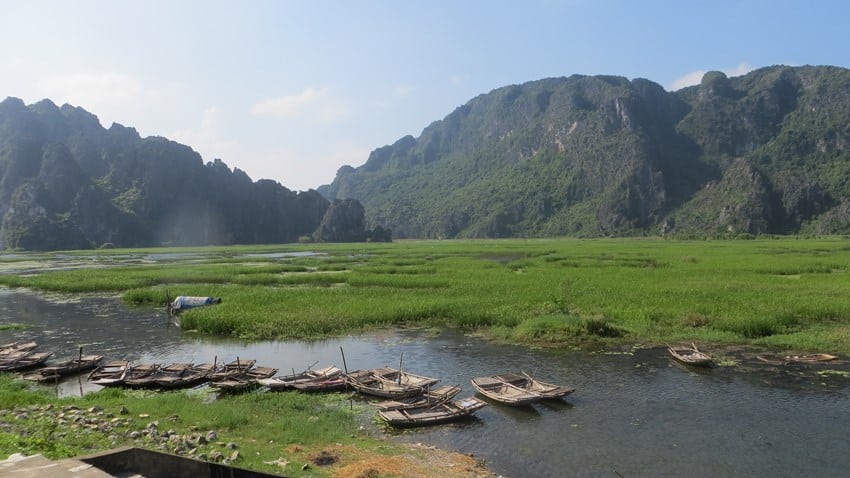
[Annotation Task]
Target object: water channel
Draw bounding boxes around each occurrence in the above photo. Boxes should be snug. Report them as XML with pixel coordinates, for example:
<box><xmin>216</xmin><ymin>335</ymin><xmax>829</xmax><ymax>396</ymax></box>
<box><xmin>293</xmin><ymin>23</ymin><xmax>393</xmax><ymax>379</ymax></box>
<box><xmin>1</xmin><ymin>288</ymin><xmax>848</xmax><ymax>477</ymax></box>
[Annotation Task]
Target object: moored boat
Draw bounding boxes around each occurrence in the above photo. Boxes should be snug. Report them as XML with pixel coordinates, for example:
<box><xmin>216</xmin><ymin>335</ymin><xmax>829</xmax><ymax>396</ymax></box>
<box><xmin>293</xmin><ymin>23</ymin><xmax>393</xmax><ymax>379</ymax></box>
<box><xmin>374</xmin><ymin>384</ymin><xmax>462</xmax><ymax>411</ymax></box>
<box><xmin>0</xmin><ymin>351</ymin><xmax>53</xmax><ymax>372</ymax></box>
<box><xmin>210</xmin><ymin>362</ymin><xmax>277</xmax><ymax>394</ymax></box>
<box><xmin>785</xmin><ymin>353</ymin><xmax>839</xmax><ymax>363</ymax></box>
<box><xmin>115</xmin><ymin>363</ymin><xmax>161</xmax><ymax>388</ymax></box>
<box><xmin>135</xmin><ymin>363</ymin><xmax>191</xmax><ymax>389</ymax></box>
<box><xmin>667</xmin><ymin>343</ymin><xmax>714</xmax><ymax>367</ymax></box>
<box><xmin>373</xmin><ymin>367</ymin><xmax>440</xmax><ymax>389</ymax></box>
<box><xmin>471</xmin><ymin>375</ymin><xmax>541</xmax><ymax>406</ymax></box>
<box><xmin>155</xmin><ymin>362</ymin><xmax>217</xmax><ymax>389</ymax></box>
<box><xmin>259</xmin><ymin>365</ymin><xmax>342</xmax><ymax>391</ymax></box>
<box><xmin>378</xmin><ymin>396</ymin><xmax>487</xmax><ymax>427</ymax></box>
<box><xmin>493</xmin><ymin>372</ymin><xmax>575</xmax><ymax>399</ymax></box>
<box><xmin>0</xmin><ymin>341</ymin><xmax>38</xmax><ymax>356</ymax></box>
<box><xmin>210</xmin><ymin>359</ymin><xmax>257</xmax><ymax>381</ymax></box>
<box><xmin>291</xmin><ymin>374</ymin><xmax>347</xmax><ymax>392</ymax></box>
<box><xmin>88</xmin><ymin>360</ymin><xmax>130</xmax><ymax>386</ymax></box>
<box><xmin>23</xmin><ymin>354</ymin><xmax>104</xmax><ymax>382</ymax></box>
<box><xmin>346</xmin><ymin>367</ymin><xmax>437</xmax><ymax>399</ymax></box>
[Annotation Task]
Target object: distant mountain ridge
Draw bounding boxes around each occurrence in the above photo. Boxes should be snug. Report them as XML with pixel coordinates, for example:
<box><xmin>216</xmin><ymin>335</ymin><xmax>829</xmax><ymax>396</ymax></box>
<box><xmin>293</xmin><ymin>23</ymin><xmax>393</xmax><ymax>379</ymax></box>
<box><xmin>0</xmin><ymin>97</ymin><xmax>363</xmax><ymax>250</ymax></box>
<box><xmin>320</xmin><ymin>65</ymin><xmax>850</xmax><ymax>238</ymax></box>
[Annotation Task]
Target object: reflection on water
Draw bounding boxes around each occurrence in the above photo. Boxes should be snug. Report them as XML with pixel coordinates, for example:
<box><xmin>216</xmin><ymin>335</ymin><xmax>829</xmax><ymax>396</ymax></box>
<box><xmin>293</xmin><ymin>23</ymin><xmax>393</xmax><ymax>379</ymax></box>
<box><xmin>0</xmin><ymin>289</ymin><xmax>848</xmax><ymax>477</ymax></box>
<box><xmin>243</xmin><ymin>251</ymin><xmax>322</xmax><ymax>259</ymax></box>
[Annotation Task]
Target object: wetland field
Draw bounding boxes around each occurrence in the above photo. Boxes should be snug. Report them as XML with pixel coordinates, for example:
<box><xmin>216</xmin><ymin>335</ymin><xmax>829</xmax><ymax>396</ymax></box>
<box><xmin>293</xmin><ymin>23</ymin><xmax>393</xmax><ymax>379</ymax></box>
<box><xmin>2</xmin><ymin>237</ymin><xmax>850</xmax><ymax>353</ymax></box>
<box><xmin>1</xmin><ymin>238</ymin><xmax>849</xmax><ymax>477</ymax></box>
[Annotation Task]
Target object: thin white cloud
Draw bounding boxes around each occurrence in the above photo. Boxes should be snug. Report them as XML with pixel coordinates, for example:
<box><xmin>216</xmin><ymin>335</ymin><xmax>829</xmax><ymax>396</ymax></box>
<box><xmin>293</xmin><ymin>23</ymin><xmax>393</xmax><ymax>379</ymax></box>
<box><xmin>36</xmin><ymin>72</ymin><xmax>160</xmax><ymax>127</ymax></box>
<box><xmin>392</xmin><ymin>85</ymin><xmax>414</xmax><ymax>98</ymax></box>
<box><xmin>670</xmin><ymin>70</ymin><xmax>707</xmax><ymax>91</ymax></box>
<box><xmin>669</xmin><ymin>62</ymin><xmax>755</xmax><ymax>91</ymax></box>
<box><xmin>450</xmin><ymin>74</ymin><xmax>468</xmax><ymax>86</ymax></box>
<box><xmin>251</xmin><ymin>87</ymin><xmax>348</xmax><ymax>123</ymax></box>
<box><xmin>170</xmin><ymin>106</ymin><xmax>239</xmax><ymax>165</ymax></box>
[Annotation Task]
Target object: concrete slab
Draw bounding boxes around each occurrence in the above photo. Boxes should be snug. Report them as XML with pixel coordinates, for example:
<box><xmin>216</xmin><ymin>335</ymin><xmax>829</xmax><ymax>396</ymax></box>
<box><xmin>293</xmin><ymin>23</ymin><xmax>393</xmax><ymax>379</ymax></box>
<box><xmin>0</xmin><ymin>453</ymin><xmax>114</xmax><ymax>478</ymax></box>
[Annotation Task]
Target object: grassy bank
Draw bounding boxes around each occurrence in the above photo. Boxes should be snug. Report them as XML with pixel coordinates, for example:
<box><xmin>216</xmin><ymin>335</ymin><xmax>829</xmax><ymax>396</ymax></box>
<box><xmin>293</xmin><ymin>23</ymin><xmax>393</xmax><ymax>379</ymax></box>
<box><xmin>1</xmin><ymin>238</ymin><xmax>850</xmax><ymax>353</ymax></box>
<box><xmin>0</xmin><ymin>376</ymin><xmax>490</xmax><ymax>477</ymax></box>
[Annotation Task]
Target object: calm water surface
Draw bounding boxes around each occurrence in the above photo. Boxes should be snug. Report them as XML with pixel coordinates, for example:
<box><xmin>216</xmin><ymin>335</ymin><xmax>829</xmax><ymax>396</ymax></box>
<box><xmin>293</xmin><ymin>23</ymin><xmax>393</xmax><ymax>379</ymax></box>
<box><xmin>1</xmin><ymin>289</ymin><xmax>848</xmax><ymax>477</ymax></box>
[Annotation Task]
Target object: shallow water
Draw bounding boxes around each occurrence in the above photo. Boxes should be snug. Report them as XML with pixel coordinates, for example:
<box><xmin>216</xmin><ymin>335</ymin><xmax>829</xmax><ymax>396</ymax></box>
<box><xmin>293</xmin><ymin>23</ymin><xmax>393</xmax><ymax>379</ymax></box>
<box><xmin>0</xmin><ymin>289</ymin><xmax>848</xmax><ymax>477</ymax></box>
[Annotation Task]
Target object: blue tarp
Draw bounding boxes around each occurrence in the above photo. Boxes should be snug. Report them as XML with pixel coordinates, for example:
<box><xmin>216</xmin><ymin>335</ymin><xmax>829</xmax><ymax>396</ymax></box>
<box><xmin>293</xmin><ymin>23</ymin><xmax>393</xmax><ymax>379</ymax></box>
<box><xmin>170</xmin><ymin>296</ymin><xmax>221</xmax><ymax>311</ymax></box>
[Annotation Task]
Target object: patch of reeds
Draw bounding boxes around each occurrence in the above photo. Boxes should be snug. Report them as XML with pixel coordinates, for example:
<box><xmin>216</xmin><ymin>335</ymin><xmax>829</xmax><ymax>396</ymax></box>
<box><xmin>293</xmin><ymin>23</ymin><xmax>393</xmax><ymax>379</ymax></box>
<box><xmin>3</xmin><ymin>238</ymin><xmax>850</xmax><ymax>352</ymax></box>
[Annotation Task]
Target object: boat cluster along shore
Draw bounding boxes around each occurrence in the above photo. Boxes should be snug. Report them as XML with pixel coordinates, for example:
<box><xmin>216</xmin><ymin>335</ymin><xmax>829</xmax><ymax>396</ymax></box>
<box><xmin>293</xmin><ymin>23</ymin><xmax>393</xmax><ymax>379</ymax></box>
<box><xmin>4</xmin><ymin>340</ymin><xmax>846</xmax><ymax>428</ymax></box>
<box><xmin>1</xmin><ymin>342</ymin><xmax>582</xmax><ymax>427</ymax></box>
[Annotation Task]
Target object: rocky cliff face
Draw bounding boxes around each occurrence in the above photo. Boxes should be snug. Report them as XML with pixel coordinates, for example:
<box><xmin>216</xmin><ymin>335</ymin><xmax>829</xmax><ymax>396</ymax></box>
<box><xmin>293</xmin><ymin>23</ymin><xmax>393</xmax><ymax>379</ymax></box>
<box><xmin>0</xmin><ymin>97</ymin><xmax>367</xmax><ymax>250</ymax></box>
<box><xmin>320</xmin><ymin>66</ymin><xmax>850</xmax><ymax>238</ymax></box>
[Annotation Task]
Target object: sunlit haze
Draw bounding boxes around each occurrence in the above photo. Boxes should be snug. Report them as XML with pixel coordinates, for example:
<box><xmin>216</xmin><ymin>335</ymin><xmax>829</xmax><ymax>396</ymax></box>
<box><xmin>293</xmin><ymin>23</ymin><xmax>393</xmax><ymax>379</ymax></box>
<box><xmin>2</xmin><ymin>0</ymin><xmax>847</xmax><ymax>191</ymax></box>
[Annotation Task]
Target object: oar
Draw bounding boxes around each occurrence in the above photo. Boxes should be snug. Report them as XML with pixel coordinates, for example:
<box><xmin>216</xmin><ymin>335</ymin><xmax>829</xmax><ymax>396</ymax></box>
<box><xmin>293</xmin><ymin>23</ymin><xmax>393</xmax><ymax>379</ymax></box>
<box><xmin>340</xmin><ymin>347</ymin><xmax>351</xmax><ymax>391</ymax></box>
<box><xmin>340</xmin><ymin>347</ymin><xmax>348</xmax><ymax>375</ymax></box>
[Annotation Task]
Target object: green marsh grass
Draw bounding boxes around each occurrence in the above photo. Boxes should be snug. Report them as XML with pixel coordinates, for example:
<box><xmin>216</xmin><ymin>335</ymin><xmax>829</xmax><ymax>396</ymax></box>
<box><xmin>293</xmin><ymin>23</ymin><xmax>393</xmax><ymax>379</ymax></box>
<box><xmin>0</xmin><ymin>376</ymin><xmax>380</xmax><ymax>477</ymax></box>
<box><xmin>3</xmin><ymin>238</ymin><xmax>850</xmax><ymax>352</ymax></box>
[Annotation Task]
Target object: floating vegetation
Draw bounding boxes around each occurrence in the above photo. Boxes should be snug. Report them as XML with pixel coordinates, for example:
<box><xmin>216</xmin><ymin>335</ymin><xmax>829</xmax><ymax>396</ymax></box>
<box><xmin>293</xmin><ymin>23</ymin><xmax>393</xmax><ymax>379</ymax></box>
<box><xmin>817</xmin><ymin>370</ymin><xmax>850</xmax><ymax>378</ymax></box>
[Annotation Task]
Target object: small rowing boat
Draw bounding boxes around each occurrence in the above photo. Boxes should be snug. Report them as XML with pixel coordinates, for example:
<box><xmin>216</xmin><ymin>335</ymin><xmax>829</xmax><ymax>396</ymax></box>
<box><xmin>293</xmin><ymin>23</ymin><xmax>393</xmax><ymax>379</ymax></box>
<box><xmin>785</xmin><ymin>353</ymin><xmax>838</xmax><ymax>363</ymax></box>
<box><xmin>23</xmin><ymin>354</ymin><xmax>104</xmax><ymax>382</ymax></box>
<box><xmin>378</xmin><ymin>396</ymin><xmax>487</xmax><ymax>427</ymax></box>
<box><xmin>0</xmin><ymin>351</ymin><xmax>53</xmax><ymax>372</ymax></box>
<box><xmin>113</xmin><ymin>363</ymin><xmax>160</xmax><ymax>388</ymax></box>
<box><xmin>155</xmin><ymin>362</ymin><xmax>217</xmax><ymax>389</ymax></box>
<box><xmin>373</xmin><ymin>384</ymin><xmax>462</xmax><ymax>411</ymax></box>
<box><xmin>291</xmin><ymin>374</ymin><xmax>346</xmax><ymax>392</ymax></box>
<box><xmin>259</xmin><ymin>365</ymin><xmax>342</xmax><ymax>391</ymax></box>
<box><xmin>346</xmin><ymin>367</ymin><xmax>439</xmax><ymax>399</ymax></box>
<box><xmin>667</xmin><ymin>343</ymin><xmax>714</xmax><ymax>367</ymax></box>
<box><xmin>88</xmin><ymin>360</ymin><xmax>130</xmax><ymax>386</ymax></box>
<box><xmin>492</xmin><ymin>372</ymin><xmax>575</xmax><ymax>399</ymax></box>
<box><xmin>471</xmin><ymin>375</ymin><xmax>541</xmax><ymax>406</ymax></box>
<box><xmin>0</xmin><ymin>341</ymin><xmax>38</xmax><ymax>356</ymax></box>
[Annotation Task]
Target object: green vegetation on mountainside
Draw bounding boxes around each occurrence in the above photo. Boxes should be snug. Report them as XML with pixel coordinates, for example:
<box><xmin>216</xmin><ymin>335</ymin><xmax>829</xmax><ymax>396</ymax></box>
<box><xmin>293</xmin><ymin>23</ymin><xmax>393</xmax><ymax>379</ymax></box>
<box><xmin>322</xmin><ymin>66</ymin><xmax>850</xmax><ymax>239</ymax></box>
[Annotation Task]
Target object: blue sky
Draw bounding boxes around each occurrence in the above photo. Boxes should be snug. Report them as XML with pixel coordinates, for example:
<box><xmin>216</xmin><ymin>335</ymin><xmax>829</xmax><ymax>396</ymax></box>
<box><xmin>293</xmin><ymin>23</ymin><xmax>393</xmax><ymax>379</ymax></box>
<box><xmin>1</xmin><ymin>0</ymin><xmax>848</xmax><ymax>191</ymax></box>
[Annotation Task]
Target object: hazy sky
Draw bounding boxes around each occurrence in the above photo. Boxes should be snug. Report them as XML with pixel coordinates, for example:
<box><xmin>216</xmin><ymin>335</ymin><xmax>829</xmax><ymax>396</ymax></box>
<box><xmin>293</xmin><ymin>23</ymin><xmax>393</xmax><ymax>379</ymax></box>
<box><xmin>2</xmin><ymin>1</ymin><xmax>848</xmax><ymax>191</ymax></box>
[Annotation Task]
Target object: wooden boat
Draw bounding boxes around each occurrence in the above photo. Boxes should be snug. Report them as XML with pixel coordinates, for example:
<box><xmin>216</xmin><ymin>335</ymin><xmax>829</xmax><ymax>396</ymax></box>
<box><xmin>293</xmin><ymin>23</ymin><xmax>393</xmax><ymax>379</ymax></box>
<box><xmin>88</xmin><ymin>360</ymin><xmax>130</xmax><ymax>386</ymax></box>
<box><xmin>471</xmin><ymin>375</ymin><xmax>541</xmax><ymax>406</ymax></box>
<box><xmin>155</xmin><ymin>362</ymin><xmax>217</xmax><ymax>389</ymax></box>
<box><xmin>378</xmin><ymin>396</ymin><xmax>487</xmax><ymax>427</ymax></box>
<box><xmin>291</xmin><ymin>374</ymin><xmax>347</xmax><ymax>392</ymax></box>
<box><xmin>0</xmin><ymin>351</ymin><xmax>53</xmax><ymax>372</ymax></box>
<box><xmin>0</xmin><ymin>350</ymin><xmax>35</xmax><ymax>370</ymax></box>
<box><xmin>0</xmin><ymin>341</ymin><xmax>38</xmax><ymax>356</ymax></box>
<box><xmin>131</xmin><ymin>363</ymin><xmax>191</xmax><ymax>389</ymax></box>
<box><xmin>210</xmin><ymin>359</ymin><xmax>257</xmax><ymax>381</ymax></box>
<box><xmin>210</xmin><ymin>375</ymin><xmax>259</xmax><ymax>393</ymax></box>
<box><xmin>374</xmin><ymin>384</ymin><xmax>462</xmax><ymax>411</ymax></box>
<box><xmin>245</xmin><ymin>365</ymin><xmax>278</xmax><ymax>380</ymax></box>
<box><xmin>346</xmin><ymin>368</ymin><xmax>436</xmax><ymax>399</ymax></box>
<box><xmin>667</xmin><ymin>343</ymin><xmax>714</xmax><ymax>367</ymax></box>
<box><xmin>23</xmin><ymin>354</ymin><xmax>104</xmax><ymax>382</ymax></box>
<box><xmin>210</xmin><ymin>363</ymin><xmax>277</xmax><ymax>394</ymax></box>
<box><xmin>493</xmin><ymin>372</ymin><xmax>575</xmax><ymax>399</ymax></box>
<box><xmin>258</xmin><ymin>365</ymin><xmax>342</xmax><ymax>391</ymax></box>
<box><xmin>373</xmin><ymin>367</ymin><xmax>440</xmax><ymax>389</ymax></box>
<box><xmin>113</xmin><ymin>363</ymin><xmax>160</xmax><ymax>388</ymax></box>
<box><xmin>785</xmin><ymin>353</ymin><xmax>839</xmax><ymax>363</ymax></box>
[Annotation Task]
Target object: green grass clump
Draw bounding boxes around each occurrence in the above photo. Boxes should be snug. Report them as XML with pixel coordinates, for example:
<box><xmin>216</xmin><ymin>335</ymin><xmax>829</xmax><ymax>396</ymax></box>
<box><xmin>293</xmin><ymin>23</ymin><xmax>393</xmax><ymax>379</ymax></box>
<box><xmin>0</xmin><ymin>376</ymin><xmax>379</xmax><ymax>477</ymax></box>
<box><xmin>3</xmin><ymin>238</ymin><xmax>850</xmax><ymax>353</ymax></box>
